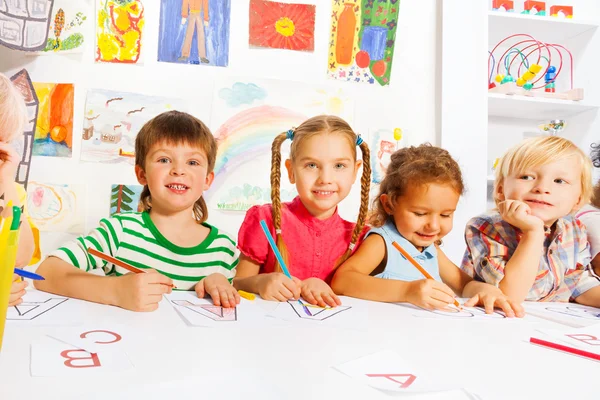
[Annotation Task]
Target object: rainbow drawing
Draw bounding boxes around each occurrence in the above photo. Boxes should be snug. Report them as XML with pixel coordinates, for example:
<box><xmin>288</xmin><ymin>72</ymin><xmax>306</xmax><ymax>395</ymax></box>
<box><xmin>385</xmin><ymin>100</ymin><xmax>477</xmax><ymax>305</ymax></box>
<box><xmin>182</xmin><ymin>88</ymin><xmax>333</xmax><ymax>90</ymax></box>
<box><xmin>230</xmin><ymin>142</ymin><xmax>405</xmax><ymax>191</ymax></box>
<box><xmin>206</xmin><ymin>105</ymin><xmax>305</xmax><ymax>210</ymax></box>
<box><xmin>213</xmin><ymin>105</ymin><xmax>306</xmax><ymax>176</ymax></box>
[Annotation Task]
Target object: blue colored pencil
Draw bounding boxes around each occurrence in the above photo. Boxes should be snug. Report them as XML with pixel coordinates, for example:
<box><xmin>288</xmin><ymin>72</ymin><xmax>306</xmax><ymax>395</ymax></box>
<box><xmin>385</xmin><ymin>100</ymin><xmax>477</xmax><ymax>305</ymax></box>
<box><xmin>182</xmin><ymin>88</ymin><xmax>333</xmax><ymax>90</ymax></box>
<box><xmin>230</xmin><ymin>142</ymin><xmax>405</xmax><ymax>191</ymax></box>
<box><xmin>13</xmin><ymin>268</ymin><xmax>44</xmax><ymax>281</ymax></box>
<box><xmin>259</xmin><ymin>220</ymin><xmax>309</xmax><ymax>313</ymax></box>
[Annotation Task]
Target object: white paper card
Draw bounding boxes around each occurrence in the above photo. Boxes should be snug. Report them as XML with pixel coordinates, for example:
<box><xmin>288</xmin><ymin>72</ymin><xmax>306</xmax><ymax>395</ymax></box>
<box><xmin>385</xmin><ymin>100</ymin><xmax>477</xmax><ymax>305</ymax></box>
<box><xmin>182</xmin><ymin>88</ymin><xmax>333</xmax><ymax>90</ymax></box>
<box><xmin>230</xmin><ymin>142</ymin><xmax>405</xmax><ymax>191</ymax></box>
<box><xmin>31</xmin><ymin>335</ymin><xmax>133</xmax><ymax>377</ymax></box>
<box><xmin>334</xmin><ymin>350</ymin><xmax>459</xmax><ymax>394</ymax></box>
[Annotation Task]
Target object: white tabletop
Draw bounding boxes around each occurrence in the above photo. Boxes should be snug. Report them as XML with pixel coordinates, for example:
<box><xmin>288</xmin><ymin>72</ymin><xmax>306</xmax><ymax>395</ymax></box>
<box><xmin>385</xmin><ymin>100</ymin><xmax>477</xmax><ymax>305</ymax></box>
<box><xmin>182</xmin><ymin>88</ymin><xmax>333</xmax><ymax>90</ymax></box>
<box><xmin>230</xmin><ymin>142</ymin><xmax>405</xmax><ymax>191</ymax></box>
<box><xmin>0</xmin><ymin>292</ymin><xmax>598</xmax><ymax>400</ymax></box>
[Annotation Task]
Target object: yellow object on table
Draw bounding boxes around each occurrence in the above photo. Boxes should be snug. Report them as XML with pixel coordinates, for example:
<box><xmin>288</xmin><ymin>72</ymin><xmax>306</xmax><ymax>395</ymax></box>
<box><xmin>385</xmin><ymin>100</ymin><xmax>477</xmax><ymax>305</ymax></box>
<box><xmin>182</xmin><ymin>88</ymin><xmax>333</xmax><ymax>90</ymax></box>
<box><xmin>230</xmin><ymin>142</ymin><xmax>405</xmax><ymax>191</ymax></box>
<box><xmin>0</xmin><ymin>203</ymin><xmax>20</xmax><ymax>352</ymax></box>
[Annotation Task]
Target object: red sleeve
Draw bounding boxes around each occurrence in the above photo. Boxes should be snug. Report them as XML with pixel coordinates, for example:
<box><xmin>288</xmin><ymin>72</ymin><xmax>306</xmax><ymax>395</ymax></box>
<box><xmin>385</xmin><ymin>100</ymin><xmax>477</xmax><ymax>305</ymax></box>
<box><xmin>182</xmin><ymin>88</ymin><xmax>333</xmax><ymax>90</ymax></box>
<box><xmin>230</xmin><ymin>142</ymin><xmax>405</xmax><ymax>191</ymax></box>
<box><xmin>237</xmin><ymin>204</ymin><xmax>273</xmax><ymax>265</ymax></box>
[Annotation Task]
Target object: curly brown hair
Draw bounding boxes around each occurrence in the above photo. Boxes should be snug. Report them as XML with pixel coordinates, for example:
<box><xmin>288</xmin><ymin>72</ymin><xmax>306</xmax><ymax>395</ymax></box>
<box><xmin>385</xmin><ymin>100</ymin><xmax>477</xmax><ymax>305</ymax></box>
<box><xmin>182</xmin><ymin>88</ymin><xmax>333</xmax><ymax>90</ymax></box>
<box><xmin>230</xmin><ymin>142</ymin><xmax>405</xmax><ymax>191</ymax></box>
<box><xmin>270</xmin><ymin>115</ymin><xmax>371</xmax><ymax>272</ymax></box>
<box><xmin>370</xmin><ymin>144</ymin><xmax>464</xmax><ymax>227</ymax></box>
<box><xmin>135</xmin><ymin>110</ymin><xmax>217</xmax><ymax>223</ymax></box>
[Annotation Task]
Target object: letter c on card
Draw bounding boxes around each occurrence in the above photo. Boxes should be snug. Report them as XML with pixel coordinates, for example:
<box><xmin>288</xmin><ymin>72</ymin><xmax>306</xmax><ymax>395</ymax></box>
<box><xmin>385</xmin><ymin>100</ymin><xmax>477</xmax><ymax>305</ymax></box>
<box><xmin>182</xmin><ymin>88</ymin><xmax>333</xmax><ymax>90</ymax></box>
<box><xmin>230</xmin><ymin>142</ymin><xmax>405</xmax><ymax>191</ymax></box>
<box><xmin>565</xmin><ymin>334</ymin><xmax>600</xmax><ymax>346</ymax></box>
<box><xmin>365</xmin><ymin>373</ymin><xmax>417</xmax><ymax>388</ymax></box>
<box><xmin>60</xmin><ymin>350</ymin><xmax>102</xmax><ymax>368</ymax></box>
<box><xmin>79</xmin><ymin>330</ymin><xmax>122</xmax><ymax>344</ymax></box>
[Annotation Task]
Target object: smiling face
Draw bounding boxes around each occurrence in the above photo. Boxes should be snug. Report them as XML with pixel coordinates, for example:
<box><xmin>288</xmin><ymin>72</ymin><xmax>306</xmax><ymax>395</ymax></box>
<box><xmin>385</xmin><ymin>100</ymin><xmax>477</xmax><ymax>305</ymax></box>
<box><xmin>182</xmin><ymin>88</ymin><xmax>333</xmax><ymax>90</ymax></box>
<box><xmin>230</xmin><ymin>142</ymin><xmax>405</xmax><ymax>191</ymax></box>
<box><xmin>496</xmin><ymin>154</ymin><xmax>583</xmax><ymax>226</ymax></box>
<box><xmin>135</xmin><ymin>141</ymin><xmax>214</xmax><ymax>216</ymax></box>
<box><xmin>285</xmin><ymin>132</ymin><xmax>361</xmax><ymax>220</ymax></box>
<box><xmin>381</xmin><ymin>182</ymin><xmax>460</xmax><ymax>250</ymax></box>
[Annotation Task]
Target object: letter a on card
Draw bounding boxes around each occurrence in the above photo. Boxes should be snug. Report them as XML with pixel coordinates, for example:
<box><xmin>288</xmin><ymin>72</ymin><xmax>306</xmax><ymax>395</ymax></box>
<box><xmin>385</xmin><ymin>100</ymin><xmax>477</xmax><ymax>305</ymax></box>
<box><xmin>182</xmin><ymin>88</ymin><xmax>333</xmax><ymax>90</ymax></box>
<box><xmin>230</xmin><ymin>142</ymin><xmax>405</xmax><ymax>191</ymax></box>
<box><xmin>333</xmin><ymin>350</ymin><xmax>459</xmax><ymax>393</ymax></box>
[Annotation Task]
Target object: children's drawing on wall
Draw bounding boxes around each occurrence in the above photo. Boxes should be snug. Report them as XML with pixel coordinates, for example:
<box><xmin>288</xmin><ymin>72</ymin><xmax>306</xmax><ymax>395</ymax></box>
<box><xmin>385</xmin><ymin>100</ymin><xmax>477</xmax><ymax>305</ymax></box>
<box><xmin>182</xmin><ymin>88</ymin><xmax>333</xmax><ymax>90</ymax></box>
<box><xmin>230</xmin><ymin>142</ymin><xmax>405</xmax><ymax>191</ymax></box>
<box><xmin>40</xmin><ymin>0</ymin><xmax>90</xmax><ymax>53</ymax></box>
<box><xmin>110</xmin><ymin>184</ymin><xmax>143</xmax><ymax>215</ymax></box>
<box><xmin>10</xmin><ymin>69</ymin><xmax>38</xmax><ymax>189</ymax></box>
<box><xmin>158</xmin><ymin>0</ymin><xmax>231</xmax><ymax>66</ymax></box>
<box><xmin>32</xmin><ymin>82</ymin><xmax>74</xmax><ymax>157</ymax></box>
<box><xmin>0</xmin><ymin>0</ymin><xmax>54</xmax><ymax>51</ymax></box>
<box><xmin>96</xmin><ymin>0</ymin><xmax>144</xmax><ymax>63</ymax></box>
<box><xmin>27</xmin><ymin>181</ymin><xmax>86</xmax><ymax>233</ymax></box>
<box><xmin>80</xmin><ymin>89</ymin><xmax>186</xmax><ymax>164</ymax></box>
<box><xmin>207</xmin><ymin>78</ymin><xmax>354</xmax><ymax>212</ymax></box>
<box><xmin>369</xmin><ymin>127</ymin><xmax>403</xmax><ymax>183</ymax></box>
<box><xmin>328</xmin><ymin>0</ymin><xmax>401</xmax><ymax>86</ymax></box>
<box><xmin>249</xmin><ymin>0</ymin><xmax>315</xmax><ymax>52</ymax></box>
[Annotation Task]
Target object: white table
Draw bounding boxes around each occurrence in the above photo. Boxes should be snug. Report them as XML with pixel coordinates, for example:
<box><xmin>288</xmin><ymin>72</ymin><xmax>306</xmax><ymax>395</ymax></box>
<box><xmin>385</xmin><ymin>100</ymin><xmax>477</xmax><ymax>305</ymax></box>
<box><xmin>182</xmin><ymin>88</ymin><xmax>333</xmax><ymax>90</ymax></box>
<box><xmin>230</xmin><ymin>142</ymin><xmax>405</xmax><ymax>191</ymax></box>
<box><xmin>0</xmin><ymin>293</ymin><xmax>598</xmax><ymax>400</ymax></box>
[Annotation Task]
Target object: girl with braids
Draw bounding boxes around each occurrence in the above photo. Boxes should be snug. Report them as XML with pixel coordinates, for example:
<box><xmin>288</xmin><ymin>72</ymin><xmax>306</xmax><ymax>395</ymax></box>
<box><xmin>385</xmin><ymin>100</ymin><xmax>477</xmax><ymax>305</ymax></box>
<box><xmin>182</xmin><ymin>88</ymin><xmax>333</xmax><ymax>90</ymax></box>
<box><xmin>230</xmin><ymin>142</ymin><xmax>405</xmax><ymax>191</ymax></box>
<box><xmin>332</xmin><ymin>145</ymin><xmax>522</xmax><ymax>317</ymax></box>
<box><xmin>576</xmin><ymin>144</ymin><xmax>600</xmax><ymax>277</ymax></box>
<box><xmin>36</xmin><ymin>111</ymin><xmax>240</xmax><ymax>312</ymax></box>
<box><xmin>234</xmin><ymin>115</ymin><xmax>371</xmax><ymax>308</ymax></box>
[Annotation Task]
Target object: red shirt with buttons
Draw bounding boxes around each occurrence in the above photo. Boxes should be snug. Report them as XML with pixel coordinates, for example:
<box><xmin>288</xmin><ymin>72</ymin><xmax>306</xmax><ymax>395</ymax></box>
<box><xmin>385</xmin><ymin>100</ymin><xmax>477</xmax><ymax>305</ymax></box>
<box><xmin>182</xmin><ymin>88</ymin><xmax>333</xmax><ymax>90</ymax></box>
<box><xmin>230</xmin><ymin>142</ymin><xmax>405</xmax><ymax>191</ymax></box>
<box><xmin>237</xmin><ymin>196</ymin><xmax>361</xmax><ymax>281</ymax></box>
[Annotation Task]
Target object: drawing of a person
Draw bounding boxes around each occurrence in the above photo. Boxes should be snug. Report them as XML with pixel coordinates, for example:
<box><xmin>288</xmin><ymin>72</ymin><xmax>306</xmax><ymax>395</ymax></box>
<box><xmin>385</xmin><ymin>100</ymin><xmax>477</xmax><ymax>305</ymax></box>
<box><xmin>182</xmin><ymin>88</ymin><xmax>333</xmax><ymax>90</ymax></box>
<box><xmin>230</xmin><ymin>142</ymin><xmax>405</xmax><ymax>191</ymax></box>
<box><xmin>179</xmin><ymin>0</ymin><xmax>209</xmax><ymax>63</ymax></box>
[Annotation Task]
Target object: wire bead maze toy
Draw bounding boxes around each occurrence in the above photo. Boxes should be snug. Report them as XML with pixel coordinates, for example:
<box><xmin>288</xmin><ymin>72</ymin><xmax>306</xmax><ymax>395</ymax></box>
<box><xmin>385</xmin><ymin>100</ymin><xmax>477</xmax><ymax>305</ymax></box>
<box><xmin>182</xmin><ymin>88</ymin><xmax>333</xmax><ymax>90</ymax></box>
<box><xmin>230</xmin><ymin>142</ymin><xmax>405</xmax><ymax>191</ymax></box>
<box><xmin>488</xmin><ymin>33</ymin><xmax>583</xmax><ymax>101</ymax></box>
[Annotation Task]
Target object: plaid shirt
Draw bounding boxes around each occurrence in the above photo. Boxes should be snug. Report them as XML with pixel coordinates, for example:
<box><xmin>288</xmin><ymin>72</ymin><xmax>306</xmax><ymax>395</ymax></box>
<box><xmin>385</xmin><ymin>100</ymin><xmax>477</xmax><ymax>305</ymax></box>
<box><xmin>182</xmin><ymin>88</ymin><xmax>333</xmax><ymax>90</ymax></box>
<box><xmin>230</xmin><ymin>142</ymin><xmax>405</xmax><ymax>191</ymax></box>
<box><xmin>461</xmin><ymin>211</ymin><xmax>600</xmax><ymax>301</ymax></box>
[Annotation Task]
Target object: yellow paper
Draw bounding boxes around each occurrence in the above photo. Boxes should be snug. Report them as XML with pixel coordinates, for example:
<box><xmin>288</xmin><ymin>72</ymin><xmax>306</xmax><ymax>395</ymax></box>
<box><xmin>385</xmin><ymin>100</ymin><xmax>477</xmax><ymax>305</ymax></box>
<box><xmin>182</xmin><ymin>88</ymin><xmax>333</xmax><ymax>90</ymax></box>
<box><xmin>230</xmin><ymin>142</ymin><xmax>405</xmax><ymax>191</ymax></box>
<box><xmin>0</xmin><ymin>239</ymin><xmax>18</xmax><ymax>352</ymax></box>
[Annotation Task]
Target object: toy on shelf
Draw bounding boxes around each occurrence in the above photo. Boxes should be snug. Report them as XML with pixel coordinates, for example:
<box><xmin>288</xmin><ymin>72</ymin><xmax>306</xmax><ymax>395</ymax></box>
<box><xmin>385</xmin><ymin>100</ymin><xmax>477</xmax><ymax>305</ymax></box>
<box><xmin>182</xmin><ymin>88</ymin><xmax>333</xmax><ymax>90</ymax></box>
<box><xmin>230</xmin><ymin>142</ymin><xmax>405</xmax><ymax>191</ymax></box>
<box><xmin>538</xmin><ymin>119</ymin><xmax>566</xmax><ymax>135</ymax></box>
<box><xmin>522</xmin><ymin>1</ymin><xmax>546</xmax><ymax>15</ymax></box>
<box><xmin>488</xmin><ymin>33</ymin><xmax>583</xmax><ymax>101</ymax></box>
<box><xmin>492</xmin><ymin>0</ymin><xmax>515</xmax><ymax>12</ymax></box>
<box><xmin>550</xmin><ymin>5</ymin><xmax>573</xmax><ymax>18</ymax></box>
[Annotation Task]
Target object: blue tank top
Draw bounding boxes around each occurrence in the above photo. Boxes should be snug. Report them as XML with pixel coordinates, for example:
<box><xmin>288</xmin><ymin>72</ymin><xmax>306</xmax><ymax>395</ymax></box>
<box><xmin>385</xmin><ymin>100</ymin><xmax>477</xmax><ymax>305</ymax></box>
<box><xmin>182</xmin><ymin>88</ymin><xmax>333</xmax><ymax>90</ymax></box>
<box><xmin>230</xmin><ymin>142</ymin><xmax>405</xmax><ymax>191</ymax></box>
<box><xmin>366</xmin><ymin>219</ymin><xmax>442</xmax><ymax>282</ymax></box>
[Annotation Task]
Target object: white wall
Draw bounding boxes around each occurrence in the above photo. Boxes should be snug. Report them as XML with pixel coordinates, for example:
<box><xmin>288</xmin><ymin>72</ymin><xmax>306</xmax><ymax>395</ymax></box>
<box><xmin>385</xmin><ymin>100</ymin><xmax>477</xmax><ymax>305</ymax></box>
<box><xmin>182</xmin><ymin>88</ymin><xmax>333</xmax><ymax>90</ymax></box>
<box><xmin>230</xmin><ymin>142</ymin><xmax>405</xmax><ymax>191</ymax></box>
<box><xmin>0</xmin><ymin>0</ymin><xmax>442</xmax><ymax>260</ymax></box>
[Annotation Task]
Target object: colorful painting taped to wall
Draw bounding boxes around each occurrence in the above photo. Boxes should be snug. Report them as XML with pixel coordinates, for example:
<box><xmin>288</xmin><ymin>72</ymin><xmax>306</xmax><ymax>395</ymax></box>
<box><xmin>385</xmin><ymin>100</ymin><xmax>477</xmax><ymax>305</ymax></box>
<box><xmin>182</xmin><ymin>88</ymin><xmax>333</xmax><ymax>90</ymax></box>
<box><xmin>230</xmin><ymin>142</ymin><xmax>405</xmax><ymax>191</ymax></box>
<box><xmin>207</xmin><ymin>78</ymin><xmax>354</xmax><ymax>211</ymax></box>
<box><xmin>249</xmin><ymin>0</ymin><xmax>315</xmax><ymax>52</ymax></box>
<box><xmin>32</xmin><ymin>82</ymin><xmax>74</xmax><ymax>158</ymax></box>
<box><xmin>158</xmin><ymin>0</ymin><xmax>231</xmax><ymax>66</ymax></box>
<box><xmin>96</xmin><ymin>0</ymin><xmax>145</xmax><ymax>63</ymax></box>
<box><xmin>0</xmin><ymin>0</ymin><xmax>54</xmax><ymax>51</ymax></box>
<box><xmin>10</xmin><ymin>69</ymin><xmax>39</xmax><ymax>189</ymax></box>
<box><xmin>110</xmin><ymin>184</ymin><xmax>143</xmax><ymax>216</ymax></box>
<box><xmin>327</xmin><ymin>0</ymin><xmax>401</xmax><ymax>86</ymax></box>
<box><xmin>41</xmin><ymin>0</ymin><xmax>90</xmax><ymax>53</ymax></box>
<box><xmin>369</xmin><ymin>127</ymin><xmax>403</xmax><ymax>183</ymax></box>
<box><xmin>80</xmin><ymin>89</ymin><xmax>187</xmax><ymax>164</ymax></box>
<box><xmin>27</xmin><ymin>181</ymin><xmax>86</xmax><ymax>233</ymax></box>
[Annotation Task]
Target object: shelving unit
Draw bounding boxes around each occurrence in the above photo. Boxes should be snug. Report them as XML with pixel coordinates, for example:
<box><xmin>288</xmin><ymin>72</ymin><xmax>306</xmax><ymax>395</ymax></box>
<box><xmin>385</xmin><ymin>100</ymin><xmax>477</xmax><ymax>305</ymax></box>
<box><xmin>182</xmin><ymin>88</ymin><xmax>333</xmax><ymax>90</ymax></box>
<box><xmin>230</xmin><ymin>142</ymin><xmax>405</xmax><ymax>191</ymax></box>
<box><xmin>488</xmin><ymin>11</ymin><xmax>599</xmax><ymax>45</ymax></box>
<box><xmin>488</xmin><ymin>93</ymin><xmax>600</xmax><ymax>119</ymax></box>
<box><xmin>485</xmin><ymin>2</ymin><xmax>600</xmax><ymax>206</ymax></box>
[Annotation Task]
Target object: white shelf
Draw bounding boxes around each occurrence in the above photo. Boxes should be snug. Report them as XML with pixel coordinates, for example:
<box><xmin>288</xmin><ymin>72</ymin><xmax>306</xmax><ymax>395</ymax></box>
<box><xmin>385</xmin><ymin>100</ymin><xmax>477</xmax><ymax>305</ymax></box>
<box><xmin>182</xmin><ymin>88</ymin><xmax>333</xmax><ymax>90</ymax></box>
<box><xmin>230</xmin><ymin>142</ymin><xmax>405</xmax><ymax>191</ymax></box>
<box><xmin>488</xmin><ymin>11</ymin><xmax>599</xmax><ymax>45</ymax></box>
<box><xmin>488</xmin><ymin>93</ymin><xmax>599</xmax><ymax>119</ymax></box>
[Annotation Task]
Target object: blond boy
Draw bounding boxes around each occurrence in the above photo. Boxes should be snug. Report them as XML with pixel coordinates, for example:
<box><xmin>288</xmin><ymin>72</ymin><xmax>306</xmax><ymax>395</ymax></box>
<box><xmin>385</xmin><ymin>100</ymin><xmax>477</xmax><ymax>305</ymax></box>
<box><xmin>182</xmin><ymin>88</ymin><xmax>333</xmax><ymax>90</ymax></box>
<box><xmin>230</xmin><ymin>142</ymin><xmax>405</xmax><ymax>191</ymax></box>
<box><xmin>462</xmin><ymin>136</ymin><xmax>600</xmax><ymax>306</ymax></box>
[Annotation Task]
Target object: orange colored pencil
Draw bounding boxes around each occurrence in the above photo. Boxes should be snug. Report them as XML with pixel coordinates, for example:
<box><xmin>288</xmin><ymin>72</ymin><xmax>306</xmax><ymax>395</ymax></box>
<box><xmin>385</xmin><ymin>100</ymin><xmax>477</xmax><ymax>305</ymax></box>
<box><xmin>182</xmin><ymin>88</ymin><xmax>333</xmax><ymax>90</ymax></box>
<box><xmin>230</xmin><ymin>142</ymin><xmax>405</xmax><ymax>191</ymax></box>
<box><xmin>391</xmin><ymin>241</ymin><xmax>460</xmax><ymax>308</ymax></box>
<box><xmin>87</xmin><ymin>248</ymin><xmax>177</xmax><ymax>289</ymax></box>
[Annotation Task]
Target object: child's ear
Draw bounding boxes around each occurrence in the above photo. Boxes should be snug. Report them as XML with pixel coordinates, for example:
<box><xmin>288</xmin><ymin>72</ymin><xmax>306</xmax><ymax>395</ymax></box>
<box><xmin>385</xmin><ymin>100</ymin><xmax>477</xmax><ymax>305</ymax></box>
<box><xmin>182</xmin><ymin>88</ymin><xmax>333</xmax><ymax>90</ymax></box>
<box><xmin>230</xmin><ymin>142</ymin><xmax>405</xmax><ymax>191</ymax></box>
<box><xmin>285</xmin><ymin>159</ymin><xmax>295</xmax><ymax>184</ymax></box>
<box><xmin>354</xmin><ymin>159</ymin><xmax>362</xmax><ymax>180</ymax></box>
<box><xmin>496</xmin><ymin>183</ymin><xmax>505</xmax><ymax>201</ymax></box>
<box><xmin>204</xmin><ymin>171</ymin><xmax>215</xmax><ymax>191</ymax></box>
<box><xmin>135</xmin><ymin>165</ymin><xmax>147</xmax><ymax>185</ymax></box>
<box><xmin>380</xmin><ymin>194</ymin><xmax>394</xmax><ymax>214</ymax></box>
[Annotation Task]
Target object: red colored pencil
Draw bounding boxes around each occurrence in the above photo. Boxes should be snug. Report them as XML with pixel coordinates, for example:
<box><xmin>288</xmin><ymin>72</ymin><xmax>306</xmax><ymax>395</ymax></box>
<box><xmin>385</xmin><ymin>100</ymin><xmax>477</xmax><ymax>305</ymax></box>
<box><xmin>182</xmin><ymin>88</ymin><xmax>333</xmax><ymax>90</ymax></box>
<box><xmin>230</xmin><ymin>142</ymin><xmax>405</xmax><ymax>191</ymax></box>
<box><xmin>530</xmin><ymin>337</ymin><xmax>600</xmax><ymax>361</ymax></box>
<box><xmin>391</xmin><ymin>241</ymin><xmax>461</xmax><ymax>309</ymax></box>
<box><xmin>87</xmin><ymin>247</ymin><xmax>177</xmax><ymax>289</ymax></box>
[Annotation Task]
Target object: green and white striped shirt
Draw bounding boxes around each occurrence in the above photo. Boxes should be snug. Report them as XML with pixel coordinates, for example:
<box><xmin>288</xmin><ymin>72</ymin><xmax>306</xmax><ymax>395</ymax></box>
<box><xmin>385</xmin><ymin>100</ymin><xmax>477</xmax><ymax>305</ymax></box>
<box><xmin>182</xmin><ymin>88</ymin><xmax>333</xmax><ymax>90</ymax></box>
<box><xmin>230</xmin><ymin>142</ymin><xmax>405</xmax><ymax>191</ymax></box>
<box><xmin>50</xmin><ymin>212</ymin><xmax>239</xmax><ymax>290</ymax></box>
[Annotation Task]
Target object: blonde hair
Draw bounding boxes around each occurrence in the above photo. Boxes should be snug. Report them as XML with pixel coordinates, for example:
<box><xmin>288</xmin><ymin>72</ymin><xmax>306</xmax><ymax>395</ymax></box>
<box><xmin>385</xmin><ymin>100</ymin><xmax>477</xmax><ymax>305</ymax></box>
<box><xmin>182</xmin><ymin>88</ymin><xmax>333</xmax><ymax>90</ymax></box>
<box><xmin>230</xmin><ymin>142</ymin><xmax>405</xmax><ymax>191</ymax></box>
<box><xmin>0</xmin><ymin>72</ymin><xmax>27</xmax><ymax>142</ymax></box>
<box><xmin>494</xmin><ymin>136</ymin><xmax>593</xmax><ymax>207</ymax></box>
<box><xmin>370</xmin><ymin>144</ymin><xmax>465</xmax><ymax>228</ymax></box>
<box><xmin>270</xmin><ymin>115</ymin><xmax>371</xmax><ymax>273</ymax></box>
<box><xmin>135</xmin><ymin>111</ymin><xmax>217</xmax><ymax>223</ymax></box>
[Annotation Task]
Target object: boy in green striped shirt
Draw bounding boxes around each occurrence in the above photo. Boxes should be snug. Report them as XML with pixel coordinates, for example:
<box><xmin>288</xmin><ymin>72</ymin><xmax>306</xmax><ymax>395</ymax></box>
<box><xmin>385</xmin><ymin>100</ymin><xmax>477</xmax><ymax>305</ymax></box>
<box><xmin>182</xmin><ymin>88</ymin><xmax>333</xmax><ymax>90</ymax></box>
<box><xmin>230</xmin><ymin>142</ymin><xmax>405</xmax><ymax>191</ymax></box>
<box><xmin>35</xmin><ymin>111</ymin><xmax>240</xmax><ymax>312</ymax></box>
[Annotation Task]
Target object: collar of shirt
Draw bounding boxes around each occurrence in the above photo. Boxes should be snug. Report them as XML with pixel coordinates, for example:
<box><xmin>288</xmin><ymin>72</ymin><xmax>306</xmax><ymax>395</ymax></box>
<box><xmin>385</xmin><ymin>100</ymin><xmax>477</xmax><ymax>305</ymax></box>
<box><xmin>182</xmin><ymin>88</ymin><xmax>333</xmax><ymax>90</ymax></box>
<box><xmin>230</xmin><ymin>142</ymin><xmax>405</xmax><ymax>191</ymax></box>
<box><xmin>286</xmin><ymin>196</ymin><xmax>343</xmax><ymax>232</ymax></box>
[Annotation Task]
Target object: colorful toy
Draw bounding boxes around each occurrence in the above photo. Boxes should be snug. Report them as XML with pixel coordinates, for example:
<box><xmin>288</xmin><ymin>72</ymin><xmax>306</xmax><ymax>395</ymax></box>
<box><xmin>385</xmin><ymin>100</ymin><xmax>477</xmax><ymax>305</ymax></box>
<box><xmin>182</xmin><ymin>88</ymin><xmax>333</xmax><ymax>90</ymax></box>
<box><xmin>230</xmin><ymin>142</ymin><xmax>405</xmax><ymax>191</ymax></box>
<box><xmin>492</xmin><ymin>0</ymin><xmax>515</xmax><ymax>12</ymax></box>
<box><xmin>522</xmin><ymin>1</ymin><xmax>546</xmax><ymax>15</ymax></box>
<box><xmin>550</xmin><ymin>5</ymin><xmax>573</xmax><ymax>18</ymax></box>
<box><xmin>488</xmin><ymin>33</ymin><xmax>583</xmax><ymax>101</ymax></box>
